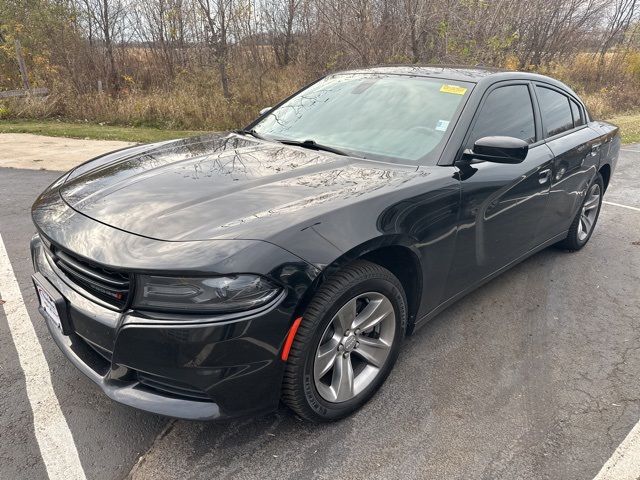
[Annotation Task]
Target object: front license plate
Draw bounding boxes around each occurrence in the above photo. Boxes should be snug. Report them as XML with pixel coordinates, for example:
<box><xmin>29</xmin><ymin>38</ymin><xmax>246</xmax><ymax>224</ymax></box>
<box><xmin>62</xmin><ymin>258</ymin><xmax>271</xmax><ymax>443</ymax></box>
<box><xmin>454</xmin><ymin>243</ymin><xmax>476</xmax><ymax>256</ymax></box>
<box><xmin>36</xmin><ymin>284</ymin><xmax>62</xmax><ymax>331</ymax></box>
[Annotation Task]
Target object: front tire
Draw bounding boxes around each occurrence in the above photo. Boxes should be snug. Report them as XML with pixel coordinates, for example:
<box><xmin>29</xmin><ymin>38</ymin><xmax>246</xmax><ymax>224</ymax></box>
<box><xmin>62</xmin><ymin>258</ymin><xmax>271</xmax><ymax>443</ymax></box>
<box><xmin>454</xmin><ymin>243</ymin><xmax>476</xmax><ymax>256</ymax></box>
<box><xmin>282</xmin><ymin>260</ymin><xmax>407</xmax><ymax>422</ymax></box>
<box><xmin>557</xmin><ymin>173</ymin><xmax>604</xmax><ymax>251</ymax></box>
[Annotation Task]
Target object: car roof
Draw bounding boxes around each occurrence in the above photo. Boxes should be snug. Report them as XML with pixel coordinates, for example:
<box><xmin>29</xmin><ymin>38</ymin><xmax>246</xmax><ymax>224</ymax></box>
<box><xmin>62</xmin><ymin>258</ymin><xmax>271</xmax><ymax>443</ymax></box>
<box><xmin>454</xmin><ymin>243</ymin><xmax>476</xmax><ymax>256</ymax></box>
<box><xmin>334</xmin><ymin>65</ymin><xmax>579</xmax><ymax>97</ymax></box>
<box><xmin>337</xmin><ymin>65</ymin><xmax>502</xmax><ymax>82</ymax></box>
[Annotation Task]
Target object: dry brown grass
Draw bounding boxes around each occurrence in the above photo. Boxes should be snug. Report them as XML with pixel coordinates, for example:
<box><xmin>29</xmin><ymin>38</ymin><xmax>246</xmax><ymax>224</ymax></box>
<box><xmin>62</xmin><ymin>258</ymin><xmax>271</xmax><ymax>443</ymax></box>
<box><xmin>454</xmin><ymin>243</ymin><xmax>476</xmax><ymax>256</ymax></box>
<box><xmin>2</xmin><ymin>52</ymin><xmax>639</xmax><ymax>130</ymax></box>
<box><xmin>0</xmin><ymin>63</ymin><xmax>310</xmax><ymax>131</ymax></box>
<box><xmin>544</xmin><ymin>51</ymin><xmax>640</xmax><ymax>118</ymax></box>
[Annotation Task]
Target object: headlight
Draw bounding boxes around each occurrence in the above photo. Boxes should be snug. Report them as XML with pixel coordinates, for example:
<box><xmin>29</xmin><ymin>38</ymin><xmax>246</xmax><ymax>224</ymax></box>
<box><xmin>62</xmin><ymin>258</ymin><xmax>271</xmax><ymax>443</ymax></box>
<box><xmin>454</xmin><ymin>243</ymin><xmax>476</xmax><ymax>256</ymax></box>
<box><xmin>133</xmin><ymin>274</ymin><xmax>282</xmax><ymax>313</ymax></box>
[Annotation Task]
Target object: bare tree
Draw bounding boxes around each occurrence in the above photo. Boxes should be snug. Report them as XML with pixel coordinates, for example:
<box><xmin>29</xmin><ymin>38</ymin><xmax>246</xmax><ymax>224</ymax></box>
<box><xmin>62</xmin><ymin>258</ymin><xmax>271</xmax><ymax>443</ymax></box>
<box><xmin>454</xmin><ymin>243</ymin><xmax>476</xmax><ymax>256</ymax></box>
<box><xmin>597</xmin><ymin>0</ymin><xmax>639</xmax><ymax>79</ymax></box>
<box><xmin>196</xmin><ymin>0</ymin><xmax>233</xmax><ymax>98</ymax></box>
<box><xmin>80</xmin><ymin>0</ymin><xmax>128</xmax><ymax>91</ymax></box>
<box><xmin>515</xmin><ymin>0</ymin><xmax>607</xmax><ymax>68</ymax></box>
<box><xmin>264</xmin><ymin>0</ymin><xmax>303</xmax><ymax>66</ymax></box>
<box><xmin>133</xmin><ymin>0</ymin><xmax>190</xmax><ymax>80</ymax></box>
<box><xmin>3</xmin><ymin>0</ymin><xmax>640</xmax><ymax>127</ymax></box>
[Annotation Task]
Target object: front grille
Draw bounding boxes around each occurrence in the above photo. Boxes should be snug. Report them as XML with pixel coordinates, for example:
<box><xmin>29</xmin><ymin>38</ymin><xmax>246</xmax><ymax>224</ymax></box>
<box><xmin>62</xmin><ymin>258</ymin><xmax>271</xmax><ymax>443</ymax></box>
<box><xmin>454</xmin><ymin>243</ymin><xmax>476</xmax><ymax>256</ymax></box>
<box><xmin>137</xmin><ymin>372</ymin><xmax>212</xmax><ymax>401</ymax></box>
<box><xmin>47</xmin><ymin>246</ymin><xmax>131</xmax><ymax>309</ymax></box>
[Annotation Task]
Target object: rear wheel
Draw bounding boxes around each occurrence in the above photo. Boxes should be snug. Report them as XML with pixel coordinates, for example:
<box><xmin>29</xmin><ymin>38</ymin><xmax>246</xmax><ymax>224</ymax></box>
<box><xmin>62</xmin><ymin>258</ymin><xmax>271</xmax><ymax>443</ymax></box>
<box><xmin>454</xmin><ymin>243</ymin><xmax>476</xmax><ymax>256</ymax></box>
<box><xmin>557</xmin><ymin>174</ymin><xmax>603</xmax><ymax>251</ymax></box>
<box><xmin>282</xmin><ymin>260</ymin><xmax>407</xmax><ymax>422</ymax></box>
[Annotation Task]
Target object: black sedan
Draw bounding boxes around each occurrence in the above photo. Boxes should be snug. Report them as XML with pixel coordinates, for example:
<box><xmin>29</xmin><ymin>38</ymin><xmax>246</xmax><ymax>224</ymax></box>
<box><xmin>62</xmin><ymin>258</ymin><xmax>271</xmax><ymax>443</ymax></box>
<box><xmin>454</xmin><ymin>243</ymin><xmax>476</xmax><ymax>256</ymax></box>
<box><xmin>30</xmin><ymin>66</ymin><xmax>620</xmax><ymax>422</ymax></box>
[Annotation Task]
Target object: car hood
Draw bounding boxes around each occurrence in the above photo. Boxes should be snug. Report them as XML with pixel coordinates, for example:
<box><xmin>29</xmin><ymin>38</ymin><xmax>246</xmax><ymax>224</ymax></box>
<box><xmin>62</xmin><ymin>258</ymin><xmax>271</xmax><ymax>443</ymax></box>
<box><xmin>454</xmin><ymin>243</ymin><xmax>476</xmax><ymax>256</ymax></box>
<box><xmin>58</xmin><ymin>133</ymin><xmax>427</xmax><ymax>242</ymax></box>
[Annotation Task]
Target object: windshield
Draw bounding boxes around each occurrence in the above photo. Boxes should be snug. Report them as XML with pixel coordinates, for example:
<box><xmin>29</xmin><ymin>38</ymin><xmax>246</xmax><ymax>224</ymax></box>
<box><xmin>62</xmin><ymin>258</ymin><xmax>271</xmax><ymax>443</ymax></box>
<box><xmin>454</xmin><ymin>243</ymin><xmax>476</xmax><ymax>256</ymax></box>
<box><xmin>252</xmin><ymin>73</ymin><xmax>472</xmax><ymax>164</ymax></box>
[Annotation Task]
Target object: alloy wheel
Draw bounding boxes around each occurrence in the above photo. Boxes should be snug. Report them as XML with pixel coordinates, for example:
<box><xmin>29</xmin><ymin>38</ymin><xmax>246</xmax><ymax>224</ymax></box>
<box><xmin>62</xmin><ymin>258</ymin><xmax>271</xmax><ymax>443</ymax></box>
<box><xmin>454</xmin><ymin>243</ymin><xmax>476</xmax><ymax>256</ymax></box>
<box><xmin>578</xmin><ymin>183</ymin><xmax>601</xmax><ymax>242</ymax></box>
<box><xmin>313</xmin><ymin>292</ymin><xmax>396</xmax><ymax>403</ymax></box>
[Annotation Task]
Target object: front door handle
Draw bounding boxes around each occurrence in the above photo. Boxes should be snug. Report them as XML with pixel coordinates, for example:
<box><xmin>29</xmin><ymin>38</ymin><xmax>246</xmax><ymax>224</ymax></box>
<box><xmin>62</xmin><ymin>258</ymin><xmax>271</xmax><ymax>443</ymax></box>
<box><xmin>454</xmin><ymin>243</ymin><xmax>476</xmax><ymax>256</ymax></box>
<box><xmin>539</xmin><ymin>169</ymin><xmax>552</xmax><ymax>184</ymax></box>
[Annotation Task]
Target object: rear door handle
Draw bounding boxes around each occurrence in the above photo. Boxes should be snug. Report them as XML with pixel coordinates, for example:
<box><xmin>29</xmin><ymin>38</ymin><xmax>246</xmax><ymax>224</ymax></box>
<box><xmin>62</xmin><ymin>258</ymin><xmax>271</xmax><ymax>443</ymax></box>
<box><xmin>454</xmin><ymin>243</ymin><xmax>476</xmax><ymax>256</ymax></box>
<box><xmin>539</xmin><ymin>169</ymin><xmax>551</xmax><ymax>184</ymax></box>
<box><xmin>591</xmin><ymin>143</ymin><xmax>601</xmax><ymax>157</ymax></box>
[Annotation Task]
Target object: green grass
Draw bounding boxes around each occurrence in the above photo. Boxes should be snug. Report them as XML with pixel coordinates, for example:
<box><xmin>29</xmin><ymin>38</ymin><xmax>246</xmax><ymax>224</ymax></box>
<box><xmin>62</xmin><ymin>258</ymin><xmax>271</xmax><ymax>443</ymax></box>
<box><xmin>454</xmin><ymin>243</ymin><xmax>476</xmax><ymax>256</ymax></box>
<box><xmin>0</xmin><ymin>120</ymin><xmax>206</xmax><ymax>143</ymax></box>
<box><xmin>605</xmin><ymin>112</ymin><xmax>640</xmax><ymax>144</ymax></box>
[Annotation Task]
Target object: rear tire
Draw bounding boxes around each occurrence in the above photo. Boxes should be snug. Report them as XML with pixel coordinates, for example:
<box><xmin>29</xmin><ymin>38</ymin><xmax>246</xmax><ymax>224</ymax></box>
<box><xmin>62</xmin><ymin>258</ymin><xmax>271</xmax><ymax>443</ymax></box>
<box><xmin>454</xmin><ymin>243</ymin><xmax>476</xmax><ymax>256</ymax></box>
<box><xmin>556</xmin><ymin>173</ymin><xmax>603</xmax><ymax>251</ymax></box>
<box><xmin>282</xmin><ymin>260</ymin><xmax>407</xmax><ymax>422</ymax></box>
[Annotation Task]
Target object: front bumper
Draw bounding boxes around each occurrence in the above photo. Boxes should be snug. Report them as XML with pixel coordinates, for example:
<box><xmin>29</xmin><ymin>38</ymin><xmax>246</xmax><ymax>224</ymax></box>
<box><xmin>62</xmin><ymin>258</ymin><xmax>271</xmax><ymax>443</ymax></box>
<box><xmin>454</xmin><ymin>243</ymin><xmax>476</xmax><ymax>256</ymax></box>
<box><xmin>31</xmin><ymin>235</ymin><xmax>300</xmax><ymax>420</ymax></box>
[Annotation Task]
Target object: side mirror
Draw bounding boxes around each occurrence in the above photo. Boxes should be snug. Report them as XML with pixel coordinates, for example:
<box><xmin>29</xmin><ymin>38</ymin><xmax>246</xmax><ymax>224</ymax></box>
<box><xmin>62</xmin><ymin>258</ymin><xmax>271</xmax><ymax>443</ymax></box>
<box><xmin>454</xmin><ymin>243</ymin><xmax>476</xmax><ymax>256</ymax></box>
<box><xmin>463</xmin><ymin>136</ymin><xmax>528</xmax><ymax>164</ymax></box>
<box><xmin>259</xmin><ymin>107</ymin><xmax>272</xmax><ymax>116</ymax></box>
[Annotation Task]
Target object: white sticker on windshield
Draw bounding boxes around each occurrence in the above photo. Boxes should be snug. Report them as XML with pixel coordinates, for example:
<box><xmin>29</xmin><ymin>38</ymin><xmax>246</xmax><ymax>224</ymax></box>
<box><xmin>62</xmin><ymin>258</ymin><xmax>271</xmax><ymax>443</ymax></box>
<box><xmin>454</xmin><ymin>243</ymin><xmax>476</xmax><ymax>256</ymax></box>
<box><xmin>435</xmin><ymin>120</ymin><xmax>450</xmax><ymax>132</ymax></box>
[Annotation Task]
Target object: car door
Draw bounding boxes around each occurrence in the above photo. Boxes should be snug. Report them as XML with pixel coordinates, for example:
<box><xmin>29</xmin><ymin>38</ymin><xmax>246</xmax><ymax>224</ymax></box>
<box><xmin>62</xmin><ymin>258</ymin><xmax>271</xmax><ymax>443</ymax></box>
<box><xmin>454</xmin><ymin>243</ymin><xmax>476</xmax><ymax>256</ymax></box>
<box><xmin>533</xmin><ymin>84</ymin><xmax>603</xmax><ymax>239</ymax></box>
<box><xmin>444</xmin><ymin>81</ymin><xmax>555</xmax><ymax>299</ymax></box>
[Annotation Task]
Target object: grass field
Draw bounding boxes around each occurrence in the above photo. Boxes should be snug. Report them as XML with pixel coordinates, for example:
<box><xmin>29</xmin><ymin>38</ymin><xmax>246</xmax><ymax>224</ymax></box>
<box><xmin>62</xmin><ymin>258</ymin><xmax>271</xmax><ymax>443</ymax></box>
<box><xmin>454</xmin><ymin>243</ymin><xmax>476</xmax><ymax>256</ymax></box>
<box><xmin>605</xmin><ymin>112</ymin><xmax>640</xmax><ymax>144</ymax></box>
<box><xmin>0</xmin><ymin>115</ymin><xmax>638</xmax><ymax>144</ymax></box>
<box><xmin>0</xmin><ymin>120</ymin><xmax>206</xmax><ymax>143</ymax></box>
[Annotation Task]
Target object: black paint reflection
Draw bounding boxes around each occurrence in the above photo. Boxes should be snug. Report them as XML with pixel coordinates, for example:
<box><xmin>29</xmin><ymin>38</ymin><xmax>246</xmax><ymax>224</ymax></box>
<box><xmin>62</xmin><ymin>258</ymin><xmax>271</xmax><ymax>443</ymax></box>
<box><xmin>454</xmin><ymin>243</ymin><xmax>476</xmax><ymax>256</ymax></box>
<box><xmin>50</xmin><ymin>132</ymin><xmax>434</xmax><ymax>242</ymax></box>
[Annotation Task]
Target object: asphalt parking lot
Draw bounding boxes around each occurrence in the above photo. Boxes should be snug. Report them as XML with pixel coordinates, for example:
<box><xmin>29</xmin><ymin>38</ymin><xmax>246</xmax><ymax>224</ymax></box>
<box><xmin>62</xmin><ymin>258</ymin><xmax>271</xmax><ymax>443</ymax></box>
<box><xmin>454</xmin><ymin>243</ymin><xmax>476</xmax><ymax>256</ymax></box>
<box><xmin>1</xmin><ymin>138</ymin><xmax>639</xmax><ymax>480</ymax></box>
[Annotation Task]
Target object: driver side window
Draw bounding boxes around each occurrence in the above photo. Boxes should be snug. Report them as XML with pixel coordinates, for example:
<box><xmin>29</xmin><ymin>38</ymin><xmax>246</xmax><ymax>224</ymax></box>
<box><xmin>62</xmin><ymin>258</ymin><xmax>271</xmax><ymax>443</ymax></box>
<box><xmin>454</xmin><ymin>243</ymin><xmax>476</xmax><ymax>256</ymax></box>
<box><xmin>469</xmin><ymin>84</ymin><xmax>536</xmax><ymax>146</ymax></box>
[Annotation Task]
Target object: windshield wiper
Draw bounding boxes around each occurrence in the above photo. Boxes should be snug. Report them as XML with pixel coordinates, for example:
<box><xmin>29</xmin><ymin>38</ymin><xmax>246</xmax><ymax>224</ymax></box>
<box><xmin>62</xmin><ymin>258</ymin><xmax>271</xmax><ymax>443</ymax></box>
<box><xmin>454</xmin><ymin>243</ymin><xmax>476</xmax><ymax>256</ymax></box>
<box><xmin>236</xmin><ymin>132</ymin><xmax>352</xmax><ymax>157</ymax></box>
<box><xmin>234</xmin><ymin>128</ymin><xmax>266</xmax><ymax>140</ymax></box>
<box><xmin>275</xmin><ymin>139</ymin><xmax>349</xmax><ymax>157</ymax></box>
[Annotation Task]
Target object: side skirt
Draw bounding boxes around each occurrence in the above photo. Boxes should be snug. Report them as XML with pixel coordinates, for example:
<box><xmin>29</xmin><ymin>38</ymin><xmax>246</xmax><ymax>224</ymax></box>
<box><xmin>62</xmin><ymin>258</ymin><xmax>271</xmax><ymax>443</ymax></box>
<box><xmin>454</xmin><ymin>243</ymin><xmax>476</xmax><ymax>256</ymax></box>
<box><xmin>411</xmin><ymin>231</ymin><xmax>568</xmax><ymax>333</ymax></box>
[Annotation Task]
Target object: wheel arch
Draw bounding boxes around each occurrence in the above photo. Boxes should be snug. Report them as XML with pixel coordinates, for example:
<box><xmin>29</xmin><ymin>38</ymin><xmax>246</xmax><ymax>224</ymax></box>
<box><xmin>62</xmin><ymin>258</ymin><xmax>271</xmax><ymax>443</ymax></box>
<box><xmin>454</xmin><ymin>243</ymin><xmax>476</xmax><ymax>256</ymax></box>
<box><xmin>292</xmin><ymin>236</ymin><xmax>424</xmax><ymax>332</ymax></box>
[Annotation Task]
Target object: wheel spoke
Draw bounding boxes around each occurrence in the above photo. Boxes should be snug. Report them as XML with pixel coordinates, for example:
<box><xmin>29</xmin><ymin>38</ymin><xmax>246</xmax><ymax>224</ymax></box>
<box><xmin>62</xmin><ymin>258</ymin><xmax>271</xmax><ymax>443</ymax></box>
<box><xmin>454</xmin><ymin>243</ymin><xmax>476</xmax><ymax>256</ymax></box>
<box><xmin>332</xmin><ymin>298</ymin><xmax>357</xmax><ymax>334</ymax></box>
<box><xmin>352</xmin><ymin>296</ymin><xmax>394</xmax><ymax>332</ymax></box>
<box><xmin>354</xmin><ymin>336</ymin><xmax>390</xmax><ymax>368</ymax></box>
<box><xmin>331</xmin><ymin>355</ymin><xmax>354</xmax><ymax>402</ymax></box>
<box><xmin>314</xmin><ymin>342</ymin><xmax>338</xmax><ymax>379</ymax></box>
<box><xmin>583</xmin><ymin>212</ymin><xmax>594</xmax><ymax>232</ymax></box>
<box><xmin>584</xmin><ymin>195</ymin><xmax>599</xmax><ymax>210</ymax></box>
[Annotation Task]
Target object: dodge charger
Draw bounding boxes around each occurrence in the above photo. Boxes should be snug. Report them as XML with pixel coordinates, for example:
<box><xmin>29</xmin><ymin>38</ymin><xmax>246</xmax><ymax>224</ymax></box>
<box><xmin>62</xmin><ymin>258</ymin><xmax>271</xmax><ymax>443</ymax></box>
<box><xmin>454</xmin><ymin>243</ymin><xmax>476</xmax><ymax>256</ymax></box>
<box><xmin>30</xmin><ymin>66</ymin><xmax>619</xmax><ymax>422</ymax></box>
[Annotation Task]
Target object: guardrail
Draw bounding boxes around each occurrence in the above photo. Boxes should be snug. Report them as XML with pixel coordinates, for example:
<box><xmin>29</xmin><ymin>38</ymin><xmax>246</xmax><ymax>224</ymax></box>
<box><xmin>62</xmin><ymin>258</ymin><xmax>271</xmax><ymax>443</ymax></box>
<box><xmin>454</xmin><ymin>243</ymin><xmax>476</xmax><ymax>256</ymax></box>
<box><xmin>0</xmin><ymin>88</ymin><xmax>49</xmax><ymax>99</ymax></box>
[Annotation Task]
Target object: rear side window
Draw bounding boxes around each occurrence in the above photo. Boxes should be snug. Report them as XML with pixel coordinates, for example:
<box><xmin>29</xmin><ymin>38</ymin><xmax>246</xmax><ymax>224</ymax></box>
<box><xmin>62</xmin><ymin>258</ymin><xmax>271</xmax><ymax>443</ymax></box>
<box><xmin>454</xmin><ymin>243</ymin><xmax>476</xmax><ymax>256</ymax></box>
<box><xmin>536</xmin><ymin>86</ymin><xmax>574</xmax><ymax>137</ymax></box>
<box><xmin>570</xmin><ymin>99</ymin><xmax>585</xmax><ymax>127</ymax></box>
<box><xmin>469</xmin><ymin>84</ymin><xmax>536</xmax><ymax>145</ymax></box>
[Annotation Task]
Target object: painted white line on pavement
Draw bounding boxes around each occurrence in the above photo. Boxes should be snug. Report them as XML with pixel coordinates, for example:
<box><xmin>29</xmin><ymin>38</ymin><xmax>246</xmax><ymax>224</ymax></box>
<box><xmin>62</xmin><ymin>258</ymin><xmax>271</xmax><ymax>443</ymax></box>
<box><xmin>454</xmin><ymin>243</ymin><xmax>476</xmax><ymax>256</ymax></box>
<box><xmin>620</xmin><ymin>148</ymin><xmax>640</xmax><ymax>153</ymax></box>
<box><xmin>603</xmin><ymin>201</ymin><xmax>640</xmax><ymax>213</ymax></box>
<box><xmin>0</xmin><ymin>233</ymin><xmax>86</xmax><ymax>480</ymax></box>
<box><xmin>593</xmin><ymin>420</ymin><xmax>640</xmax><ymax>480</ymax></box>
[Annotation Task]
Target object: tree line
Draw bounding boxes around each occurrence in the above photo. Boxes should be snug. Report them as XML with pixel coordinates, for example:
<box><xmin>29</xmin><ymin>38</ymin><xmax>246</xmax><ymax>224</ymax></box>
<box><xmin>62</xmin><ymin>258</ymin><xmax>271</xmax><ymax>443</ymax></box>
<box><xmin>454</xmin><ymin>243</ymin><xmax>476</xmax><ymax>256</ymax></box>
<box><xmin>0</xmin><ymin>0</ymin><xmax>638</xmax><ymax>128</ymax></box>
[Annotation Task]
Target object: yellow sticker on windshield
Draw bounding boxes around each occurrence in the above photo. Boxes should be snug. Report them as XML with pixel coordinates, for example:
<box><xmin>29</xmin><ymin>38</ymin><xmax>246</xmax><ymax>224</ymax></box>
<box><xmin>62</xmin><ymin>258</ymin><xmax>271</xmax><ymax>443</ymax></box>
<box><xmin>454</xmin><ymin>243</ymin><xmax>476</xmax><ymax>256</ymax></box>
<box><xmin>440</xmin><ymin>84</ymin><xmax>467</xmax><ymax>95</ymax></box>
